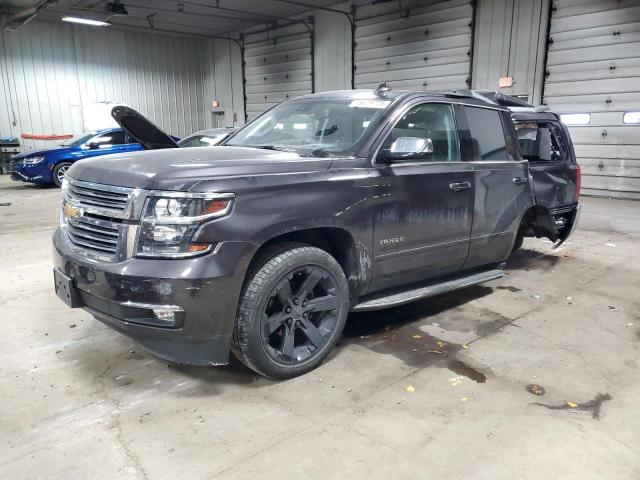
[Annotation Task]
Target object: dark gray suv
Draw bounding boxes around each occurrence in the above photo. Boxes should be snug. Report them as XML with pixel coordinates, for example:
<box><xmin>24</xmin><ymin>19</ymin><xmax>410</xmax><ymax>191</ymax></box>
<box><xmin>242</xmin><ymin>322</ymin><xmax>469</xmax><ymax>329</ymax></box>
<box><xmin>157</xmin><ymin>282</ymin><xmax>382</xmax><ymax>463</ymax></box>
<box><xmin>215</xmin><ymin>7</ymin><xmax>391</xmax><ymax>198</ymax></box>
<box><xmin>52</xmin><ymin>87</ymin><xmax>580</xmax><ymax>379</ymax></box>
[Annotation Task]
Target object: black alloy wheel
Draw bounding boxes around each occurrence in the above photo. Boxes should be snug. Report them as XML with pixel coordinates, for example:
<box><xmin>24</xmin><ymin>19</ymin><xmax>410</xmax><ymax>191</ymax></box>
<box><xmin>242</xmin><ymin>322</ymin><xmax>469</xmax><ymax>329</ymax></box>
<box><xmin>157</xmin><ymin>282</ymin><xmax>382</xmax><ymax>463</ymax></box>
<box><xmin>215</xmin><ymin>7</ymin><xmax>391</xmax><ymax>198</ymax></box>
<box><xmin>261</xmin><ymin>265</ymin><xmax>340</xmax><ymax>364</ymax></box>
<box><xmin>231</xmin><ymin>244</ymin><xmax>349</xmax><ymax>379</ymax></box>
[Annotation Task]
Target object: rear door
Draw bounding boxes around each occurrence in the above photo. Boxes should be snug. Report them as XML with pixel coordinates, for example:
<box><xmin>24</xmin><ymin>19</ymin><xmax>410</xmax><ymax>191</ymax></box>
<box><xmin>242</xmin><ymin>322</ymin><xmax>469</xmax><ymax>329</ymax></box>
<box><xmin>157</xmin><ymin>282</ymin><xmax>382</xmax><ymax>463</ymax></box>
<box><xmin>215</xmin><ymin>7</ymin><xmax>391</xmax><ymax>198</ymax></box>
<box><xmin>370</xmin><ymin>101</ymin><xmax>475</xmax><ymax>292</ymax></box>
<box><xmin>458</xmin><ymin>105</ymin><xmax>533</xmax><ymax>269</ymax></box>
<box><xmin>513</xmin><ymin>117</ymin><xmax>579</xmax><ymax>210</ymax></box>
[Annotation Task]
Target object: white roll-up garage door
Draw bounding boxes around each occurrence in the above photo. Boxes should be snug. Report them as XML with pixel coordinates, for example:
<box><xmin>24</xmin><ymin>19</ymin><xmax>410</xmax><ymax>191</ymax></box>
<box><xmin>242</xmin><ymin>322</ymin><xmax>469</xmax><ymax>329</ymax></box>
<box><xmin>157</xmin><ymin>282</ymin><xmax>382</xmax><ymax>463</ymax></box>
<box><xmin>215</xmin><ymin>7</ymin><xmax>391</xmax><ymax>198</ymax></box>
<box><xmin>543</xmin><ymin>0</ymin><xmax>640</xmax><ymax>199</ymax></box>
<box><xmin>354</xmin><ymin>0</ymin><xmax>474</xmax><ymax>91</ymax></box>
<box><xmin>243</xmin><ymin>23</ymin><xmax>314</xmax><ymax>121</ymax></box>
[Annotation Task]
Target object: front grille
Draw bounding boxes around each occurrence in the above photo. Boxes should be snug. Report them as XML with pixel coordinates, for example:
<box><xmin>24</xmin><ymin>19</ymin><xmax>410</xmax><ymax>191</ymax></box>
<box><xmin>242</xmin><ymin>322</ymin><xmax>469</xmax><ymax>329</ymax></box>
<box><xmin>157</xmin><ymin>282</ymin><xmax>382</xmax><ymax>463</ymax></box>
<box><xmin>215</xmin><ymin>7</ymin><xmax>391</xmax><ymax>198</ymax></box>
<box><xmin>66</xmin><ymin>216</ymin><xmax>120</xmax><ymax>255</ymax></box>
<box><xmin>67</xmin><ymin>181</ymin><xmax>129</xmax><ymax>214</ymax></box>
<box><xmin>62</xmin><ymin>179</ymin><xmax>135</xmax><ymax>261</ymax></box>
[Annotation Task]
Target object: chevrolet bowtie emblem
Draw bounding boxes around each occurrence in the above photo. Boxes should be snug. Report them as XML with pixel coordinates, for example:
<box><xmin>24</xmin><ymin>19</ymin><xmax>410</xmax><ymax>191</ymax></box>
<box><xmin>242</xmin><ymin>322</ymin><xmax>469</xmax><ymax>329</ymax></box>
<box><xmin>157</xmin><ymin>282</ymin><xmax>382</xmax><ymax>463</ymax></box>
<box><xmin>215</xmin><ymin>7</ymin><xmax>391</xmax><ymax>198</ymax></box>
<box><xmin>64</xmin><ymin>202</ymin><xmax>83</xmax><ymax>220</ymax></box>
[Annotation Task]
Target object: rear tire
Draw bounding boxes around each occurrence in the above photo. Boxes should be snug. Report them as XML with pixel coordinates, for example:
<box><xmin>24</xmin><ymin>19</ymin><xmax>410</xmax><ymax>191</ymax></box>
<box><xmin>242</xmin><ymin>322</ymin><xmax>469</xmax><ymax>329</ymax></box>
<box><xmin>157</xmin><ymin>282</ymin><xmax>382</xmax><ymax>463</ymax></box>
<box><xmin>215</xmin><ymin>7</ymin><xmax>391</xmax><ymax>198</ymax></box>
<box><xmin>231</xmin><ymin>244</ymin><xmax>349</xmax><ymax>379</ymax></box>
<box><xmin>52</xmin><ymin>162</ymin><xmax>72</xmax><ymax>187</ymax></box>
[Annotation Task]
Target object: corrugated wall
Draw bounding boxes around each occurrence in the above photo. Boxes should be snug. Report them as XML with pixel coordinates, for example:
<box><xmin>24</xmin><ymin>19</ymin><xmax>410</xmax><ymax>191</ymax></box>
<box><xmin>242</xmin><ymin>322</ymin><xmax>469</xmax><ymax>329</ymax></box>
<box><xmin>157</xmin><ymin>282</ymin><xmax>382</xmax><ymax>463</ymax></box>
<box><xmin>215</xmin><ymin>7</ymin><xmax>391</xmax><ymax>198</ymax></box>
<box><xmin>0</xmin><ymin>20</ymin><xmax>238</xmax><ymax>151</ymax></box>
<box><xmin>314</xmin><ymin>6</ymin><xmax>352</xmax><ymax>92</ymax></box>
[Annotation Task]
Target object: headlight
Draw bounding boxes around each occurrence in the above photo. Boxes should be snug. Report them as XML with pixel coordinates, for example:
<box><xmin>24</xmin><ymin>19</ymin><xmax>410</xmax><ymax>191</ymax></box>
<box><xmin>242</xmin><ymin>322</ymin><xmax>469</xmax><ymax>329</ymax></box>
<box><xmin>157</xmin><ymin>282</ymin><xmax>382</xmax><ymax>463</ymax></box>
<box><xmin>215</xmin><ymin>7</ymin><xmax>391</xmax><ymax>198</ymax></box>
<box><xmin>136</xmin><ymin>192</ymin><xmax>234</xmax><ymax>258</ymax></box>
<box><xmin>23</xmin><ymin>156</ymin><xmax>45</xmax><ymax>165</ymax></box>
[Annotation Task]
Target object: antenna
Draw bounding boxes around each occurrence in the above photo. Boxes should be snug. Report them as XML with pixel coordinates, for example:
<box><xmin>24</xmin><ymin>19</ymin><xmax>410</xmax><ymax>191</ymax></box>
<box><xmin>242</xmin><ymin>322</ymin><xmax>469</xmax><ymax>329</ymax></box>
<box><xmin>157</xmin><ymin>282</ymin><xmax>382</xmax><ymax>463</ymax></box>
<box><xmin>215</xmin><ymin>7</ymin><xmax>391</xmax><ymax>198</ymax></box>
<box><xmin>374</xmin><ymin>81</ymin><xmax>391</xmax><ymax>97</ymax></box>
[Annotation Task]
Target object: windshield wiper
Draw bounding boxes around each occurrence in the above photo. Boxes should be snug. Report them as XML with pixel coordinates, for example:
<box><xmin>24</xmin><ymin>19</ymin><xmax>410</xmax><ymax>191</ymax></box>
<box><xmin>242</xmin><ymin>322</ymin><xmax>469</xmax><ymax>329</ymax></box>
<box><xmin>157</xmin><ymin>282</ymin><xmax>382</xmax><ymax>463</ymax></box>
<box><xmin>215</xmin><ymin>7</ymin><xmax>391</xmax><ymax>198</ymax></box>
<box><xmin>240</xmin><ymin>145</ymin><xmax>291</xmax><ymax>152</ymax></box>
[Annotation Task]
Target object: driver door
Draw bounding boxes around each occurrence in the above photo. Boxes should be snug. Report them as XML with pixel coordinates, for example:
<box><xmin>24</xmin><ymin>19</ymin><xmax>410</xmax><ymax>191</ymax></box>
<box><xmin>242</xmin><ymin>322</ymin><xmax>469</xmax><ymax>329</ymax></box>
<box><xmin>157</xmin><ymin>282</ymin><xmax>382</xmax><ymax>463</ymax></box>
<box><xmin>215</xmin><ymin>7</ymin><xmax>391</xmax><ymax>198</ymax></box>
<box><xmin>370</xmin><ymin>102</ymin><xmax>474</xmax><ymax>292</ymax></box>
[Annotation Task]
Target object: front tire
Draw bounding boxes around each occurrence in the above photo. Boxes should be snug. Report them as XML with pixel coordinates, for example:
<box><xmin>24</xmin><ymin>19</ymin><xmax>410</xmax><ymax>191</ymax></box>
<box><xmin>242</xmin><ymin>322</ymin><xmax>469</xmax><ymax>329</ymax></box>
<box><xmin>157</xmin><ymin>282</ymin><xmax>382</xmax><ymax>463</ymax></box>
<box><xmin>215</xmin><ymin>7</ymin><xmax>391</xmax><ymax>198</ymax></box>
<box><xmin>52</xmin><ymin>162</ymin><xmax>72</xmax><ymax>187</ymax></box>
<box><xmin>231</xmin><ymin>244</ymin><xmax>350</xmax><ymax>379</ymax></box>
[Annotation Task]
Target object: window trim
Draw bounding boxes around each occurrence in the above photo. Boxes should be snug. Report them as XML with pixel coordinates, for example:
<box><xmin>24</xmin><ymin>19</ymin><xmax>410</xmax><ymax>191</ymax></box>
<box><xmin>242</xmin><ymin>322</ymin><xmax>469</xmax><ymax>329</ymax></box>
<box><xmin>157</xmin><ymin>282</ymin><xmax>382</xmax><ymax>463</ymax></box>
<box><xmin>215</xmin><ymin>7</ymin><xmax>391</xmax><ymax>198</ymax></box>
<box><xmin>371</xmin><ymin>100</ymin><xmax>462</xmax><ymax>165</ymax></box>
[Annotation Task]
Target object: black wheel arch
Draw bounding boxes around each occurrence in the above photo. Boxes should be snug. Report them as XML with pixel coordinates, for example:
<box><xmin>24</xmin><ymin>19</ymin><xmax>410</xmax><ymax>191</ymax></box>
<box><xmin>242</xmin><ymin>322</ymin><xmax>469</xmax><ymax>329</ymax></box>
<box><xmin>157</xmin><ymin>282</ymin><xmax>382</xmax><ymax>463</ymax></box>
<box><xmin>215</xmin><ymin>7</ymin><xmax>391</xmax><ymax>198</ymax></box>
<box><xmin>246</xmin><ymin>227</ymin><xmax>364</xmax><ymax>303</ymax></box>
<box><xmin>517</xmin><ymin>205</ymin><xmax>558</xmax><ymax>242</ymax></box>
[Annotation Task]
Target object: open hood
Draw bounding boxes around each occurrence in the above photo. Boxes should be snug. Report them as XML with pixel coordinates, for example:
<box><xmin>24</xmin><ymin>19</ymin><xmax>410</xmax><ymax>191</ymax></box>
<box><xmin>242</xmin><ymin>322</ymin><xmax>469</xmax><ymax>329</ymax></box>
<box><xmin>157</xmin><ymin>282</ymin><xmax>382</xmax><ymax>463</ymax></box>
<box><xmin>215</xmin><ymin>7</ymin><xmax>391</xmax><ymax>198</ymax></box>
<box><xmin>110</xmin><ymin>105</ymin><xmax>179</xmax><ymax>150</ymax></box>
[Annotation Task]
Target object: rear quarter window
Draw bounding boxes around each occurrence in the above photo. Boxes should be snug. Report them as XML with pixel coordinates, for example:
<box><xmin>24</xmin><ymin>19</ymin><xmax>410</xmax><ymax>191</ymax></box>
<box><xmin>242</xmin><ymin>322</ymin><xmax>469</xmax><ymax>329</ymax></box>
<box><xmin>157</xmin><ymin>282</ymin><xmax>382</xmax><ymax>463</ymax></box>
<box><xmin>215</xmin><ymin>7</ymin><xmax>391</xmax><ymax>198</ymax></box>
<box><xmin>514</xmin><ymin>121</ymin><xmax>567</xmax><ymax>163</ymax></box>
<box><xmin>464</xmin><ymin>107</ymin><xmax>509</xmax><ymax>161</ymax></box>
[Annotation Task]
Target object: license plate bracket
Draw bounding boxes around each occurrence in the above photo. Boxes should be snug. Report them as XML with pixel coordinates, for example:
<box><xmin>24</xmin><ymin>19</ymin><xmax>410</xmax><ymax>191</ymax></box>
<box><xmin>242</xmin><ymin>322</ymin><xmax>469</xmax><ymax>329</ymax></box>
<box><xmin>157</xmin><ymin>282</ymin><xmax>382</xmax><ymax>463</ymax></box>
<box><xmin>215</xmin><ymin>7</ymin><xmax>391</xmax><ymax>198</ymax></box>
<box><xmin>53</xmin><ymin>269</ymin><xmax>83</xmax><ymax>308</ymax></box>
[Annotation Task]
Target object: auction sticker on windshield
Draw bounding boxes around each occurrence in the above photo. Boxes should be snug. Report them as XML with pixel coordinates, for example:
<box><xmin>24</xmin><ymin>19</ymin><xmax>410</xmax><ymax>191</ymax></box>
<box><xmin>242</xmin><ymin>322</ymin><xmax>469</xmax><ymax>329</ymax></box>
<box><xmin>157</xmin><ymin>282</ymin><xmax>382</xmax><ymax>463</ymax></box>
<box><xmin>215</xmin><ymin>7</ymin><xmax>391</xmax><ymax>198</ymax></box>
<box><xmin>349</xmin><ymin>99</ymin><xmax>391</xmax><ymax>109</ymax></box>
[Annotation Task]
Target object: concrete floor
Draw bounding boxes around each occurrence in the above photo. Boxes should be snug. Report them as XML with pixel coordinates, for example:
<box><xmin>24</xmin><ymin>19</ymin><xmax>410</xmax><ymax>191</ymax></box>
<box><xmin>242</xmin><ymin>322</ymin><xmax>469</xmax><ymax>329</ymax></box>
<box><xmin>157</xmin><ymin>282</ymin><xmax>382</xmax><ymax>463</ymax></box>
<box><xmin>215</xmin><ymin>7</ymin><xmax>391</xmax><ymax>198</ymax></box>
<box><xmin>1</xmin><ymin>174</ymin><xmax>639</xmax><ymax>480</ymax></box>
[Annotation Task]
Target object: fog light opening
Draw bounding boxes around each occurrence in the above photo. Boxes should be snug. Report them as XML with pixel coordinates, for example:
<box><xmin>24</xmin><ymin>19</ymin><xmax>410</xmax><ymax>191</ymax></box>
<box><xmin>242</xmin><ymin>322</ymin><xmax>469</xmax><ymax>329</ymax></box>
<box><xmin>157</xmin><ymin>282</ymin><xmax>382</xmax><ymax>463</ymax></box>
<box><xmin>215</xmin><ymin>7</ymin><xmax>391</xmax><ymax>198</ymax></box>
<box><xmin>152</xmin><ymin>307</ymin><xmax>181</xmax><ymax>326</ymax></box>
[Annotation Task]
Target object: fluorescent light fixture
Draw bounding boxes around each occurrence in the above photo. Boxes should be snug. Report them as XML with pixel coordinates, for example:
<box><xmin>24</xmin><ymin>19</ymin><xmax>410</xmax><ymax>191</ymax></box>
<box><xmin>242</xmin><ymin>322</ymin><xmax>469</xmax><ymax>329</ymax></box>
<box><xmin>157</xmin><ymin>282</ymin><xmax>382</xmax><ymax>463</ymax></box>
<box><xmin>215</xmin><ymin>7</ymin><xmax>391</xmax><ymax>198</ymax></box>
<box><xmin>62</xmin><ymin>16</ymin><xmax>110</xmax><ymax>27</ymax></box>
<box><xmin>560</xmin><ymin>113</ymin><xmax>591</xmax><ymax>126</ymax></box>
<box><xmin>623</xmin><ymin>111</ymin><xmax>640</xmax><ymax>124</ymax></box>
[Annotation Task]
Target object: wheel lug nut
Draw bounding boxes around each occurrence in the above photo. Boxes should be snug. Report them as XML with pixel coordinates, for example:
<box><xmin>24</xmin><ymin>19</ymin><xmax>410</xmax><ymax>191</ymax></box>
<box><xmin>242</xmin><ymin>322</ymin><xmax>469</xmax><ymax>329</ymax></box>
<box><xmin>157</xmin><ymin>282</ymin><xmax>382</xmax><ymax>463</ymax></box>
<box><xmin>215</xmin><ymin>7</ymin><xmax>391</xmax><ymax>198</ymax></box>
<box><xmin>293</xmin><ymin>298</ymin><xmax>299</xmax><ymax>305</ymax></box>
<box><xmin>285</xmin><ymin>307</ymin><xmax>291</xmax><ymax>313</ymax></box>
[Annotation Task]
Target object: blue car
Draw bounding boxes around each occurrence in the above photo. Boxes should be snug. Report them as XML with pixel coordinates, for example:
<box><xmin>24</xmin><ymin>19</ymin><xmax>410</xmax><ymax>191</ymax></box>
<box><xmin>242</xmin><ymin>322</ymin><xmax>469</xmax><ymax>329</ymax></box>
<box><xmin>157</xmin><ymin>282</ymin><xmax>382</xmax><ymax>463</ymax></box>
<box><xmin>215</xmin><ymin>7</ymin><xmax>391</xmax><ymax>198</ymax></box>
<box><xmin>10</xmin><ymin>128</ymin><xmax>143</xmax><ymax>187</ymax></box>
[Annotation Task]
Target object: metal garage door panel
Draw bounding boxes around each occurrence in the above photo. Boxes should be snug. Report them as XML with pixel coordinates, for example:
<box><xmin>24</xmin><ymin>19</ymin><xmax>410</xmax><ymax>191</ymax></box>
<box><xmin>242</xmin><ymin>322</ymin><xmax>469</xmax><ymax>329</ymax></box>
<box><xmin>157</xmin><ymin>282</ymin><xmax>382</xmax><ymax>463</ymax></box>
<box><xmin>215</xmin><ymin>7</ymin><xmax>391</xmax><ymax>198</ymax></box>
<box><xmin>548</xmin><ymin>58</ymin><xmax>640</xmax><ymax>83</ymax></box>
<box><xmin>580</xmin><ymin>176</ymin><xmax>640</xmax><ymax>199</ymax></box>
<box><xmin>574</xmin><ymin>144</ymin><xmax>640</xmax><ymax>159</ymax></box>
<box><xmin>245</xmin><ymin>70</ymin><xmax>311</xmax><ymax>88</ymax></box>
<box><xmin>567</xmin><ymin>127</ymin><xmax>638</xmax><ymax>145</ymax></box>
<box><xmin>579</xmin><ymin>160</ymin><xmax>640</xmax><ymax>197</ymax></box>
<box><xmin>244</xmin><ymin>24</ymin><xmax>312</xmax><ymax>121</ymax></box>
<box><xmin>545</xmin><ymin>77</ymin><xmax>640</xmax><ymax>97</ymax></box>
<box><xmin>543</xmin><ymin>92</ymin><xmax>640</xmax><ymax>112</ymax></box>
<box><xmin>354</xmin><ymin>0</ymin><xmax>473</xmax><ymax>91</ymax></box>
<box><xmin>550</xmin><ymin>5</ymin><xmax>640</xmax><ymax>32</ymax></box>
<box><xmin>354</xmin><ymin>48</ymin><xmax>469</xmax><ymax>74</ymax></box>
<box><xmin>548</xmin><ymin>42</ymin><xmax>640</xmax><ymax>65</ymax></box>
<box><xmin>543</xmin><ymin>0</ymin><xmax>640</xmax><ymax>198</ymax></box>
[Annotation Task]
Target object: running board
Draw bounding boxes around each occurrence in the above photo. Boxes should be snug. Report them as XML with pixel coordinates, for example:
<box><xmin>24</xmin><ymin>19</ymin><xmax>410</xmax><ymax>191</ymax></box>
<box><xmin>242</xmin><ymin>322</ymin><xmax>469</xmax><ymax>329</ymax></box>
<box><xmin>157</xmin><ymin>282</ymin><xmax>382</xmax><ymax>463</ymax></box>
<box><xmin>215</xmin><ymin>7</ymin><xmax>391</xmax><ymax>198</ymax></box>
<box><xmin>352</xmin><ymin>269</ymin><xmax>505</xmax><ymax>312</ymax></box>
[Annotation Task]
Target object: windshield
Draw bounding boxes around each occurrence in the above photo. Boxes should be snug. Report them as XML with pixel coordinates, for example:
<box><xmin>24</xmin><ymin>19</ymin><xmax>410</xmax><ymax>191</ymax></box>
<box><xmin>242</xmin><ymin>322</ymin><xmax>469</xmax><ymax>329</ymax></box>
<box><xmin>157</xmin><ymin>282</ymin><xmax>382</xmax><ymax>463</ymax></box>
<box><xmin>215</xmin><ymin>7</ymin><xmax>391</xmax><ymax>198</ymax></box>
<box><xmin>178</xmin><ymin>133</ymin><xmax>227</xmax><ymax>148</ymax></box>
<box><xmin>60</xmin><ymin>132</ymin><xmax>96</xmax><ymax>147</ymax></box>
<box><xmin>226</xmin><ymin>97</ymin><xmax>390</xmax><ymax>157</ymax></box>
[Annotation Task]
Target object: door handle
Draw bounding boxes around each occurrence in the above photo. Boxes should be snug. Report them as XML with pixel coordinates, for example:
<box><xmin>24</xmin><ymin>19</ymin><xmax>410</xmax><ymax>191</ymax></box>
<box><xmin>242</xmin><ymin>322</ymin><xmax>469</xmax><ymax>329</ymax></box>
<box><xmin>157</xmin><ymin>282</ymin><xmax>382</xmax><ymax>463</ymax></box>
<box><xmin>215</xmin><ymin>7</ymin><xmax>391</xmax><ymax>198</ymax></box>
<box><xmin>449</xmin><ymin>181</ymin><xmax>472</xmax><ymax>192</ymax></box>
<box><xmin>513</xmin><ymin>177</ymin><xmax>527</xmax><ymax>185</ymax></box>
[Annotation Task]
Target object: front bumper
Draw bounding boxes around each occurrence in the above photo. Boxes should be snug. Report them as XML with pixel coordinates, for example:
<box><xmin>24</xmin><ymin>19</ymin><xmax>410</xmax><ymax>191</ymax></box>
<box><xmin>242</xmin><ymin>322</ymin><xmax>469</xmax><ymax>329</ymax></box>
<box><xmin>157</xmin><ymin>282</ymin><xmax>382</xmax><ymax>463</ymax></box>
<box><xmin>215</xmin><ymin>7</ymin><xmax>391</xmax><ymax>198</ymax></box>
<box><xmin>9</xmin><ymin>163</ymin><xmax>49</xmax><ymax>184</ymax></box>
<box><xmin>53</xmin><ymin>228</ymin><xmax>259</xmax><ymax>365</ymax></box>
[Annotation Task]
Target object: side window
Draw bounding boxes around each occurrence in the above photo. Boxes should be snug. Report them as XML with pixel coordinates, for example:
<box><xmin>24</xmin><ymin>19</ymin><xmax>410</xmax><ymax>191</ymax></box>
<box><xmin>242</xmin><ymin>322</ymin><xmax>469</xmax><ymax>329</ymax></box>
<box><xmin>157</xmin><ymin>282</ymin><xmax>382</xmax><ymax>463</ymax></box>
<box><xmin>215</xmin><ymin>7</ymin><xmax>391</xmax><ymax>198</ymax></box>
<box><xmin>464</xmin><ymin>107</ymin><xmax>508</xmax><ymax>161</ymax></box>
<box><xmin>383</xmin><ymin>103</ymin><xmax>459</xmax><ymax>161</ymax></box>
<box><xmin>514</xmin><ymin>121</ymin><xmax>567</xmax><ymax>162</ymax></box>
<box><xmin>92</xmin><ymin>131</ymin><xmax>126</xmax><ymax>146</ymax></box>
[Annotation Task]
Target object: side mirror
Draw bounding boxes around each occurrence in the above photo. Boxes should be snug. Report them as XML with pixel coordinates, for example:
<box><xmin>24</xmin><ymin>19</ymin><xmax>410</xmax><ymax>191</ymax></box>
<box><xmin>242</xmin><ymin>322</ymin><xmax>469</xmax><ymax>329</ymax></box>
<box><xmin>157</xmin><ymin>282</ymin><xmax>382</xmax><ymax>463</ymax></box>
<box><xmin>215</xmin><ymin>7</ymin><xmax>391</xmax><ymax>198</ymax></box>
<box><xmin>382</xmin><ymin>137</ymin><xmax>433</xmax><ymax>162</ymax></box>
<box><xmin>86</xmin><ymin>142</ymin><xmax>100</xmax><ymax>150</ymax></box>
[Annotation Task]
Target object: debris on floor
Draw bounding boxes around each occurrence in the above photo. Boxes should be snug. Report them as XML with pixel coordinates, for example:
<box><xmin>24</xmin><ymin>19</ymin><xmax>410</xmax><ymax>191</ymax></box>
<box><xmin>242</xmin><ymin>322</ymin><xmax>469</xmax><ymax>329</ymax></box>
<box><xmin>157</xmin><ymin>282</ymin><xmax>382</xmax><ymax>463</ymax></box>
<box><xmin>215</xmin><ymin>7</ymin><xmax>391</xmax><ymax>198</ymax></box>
<box><xmin>448</xmin><ymin>376</ymin><xmax>464</xmax><ymax>387</ymax></box>
<box><xmin>405</xmin><ymin>385</ymin><xmax>416</xmax><ymax>393</ymax></box>
<box><xmin>526</xmin><ymin>384</ymin><xmax>546</xmax><ymax>396</ymax></box>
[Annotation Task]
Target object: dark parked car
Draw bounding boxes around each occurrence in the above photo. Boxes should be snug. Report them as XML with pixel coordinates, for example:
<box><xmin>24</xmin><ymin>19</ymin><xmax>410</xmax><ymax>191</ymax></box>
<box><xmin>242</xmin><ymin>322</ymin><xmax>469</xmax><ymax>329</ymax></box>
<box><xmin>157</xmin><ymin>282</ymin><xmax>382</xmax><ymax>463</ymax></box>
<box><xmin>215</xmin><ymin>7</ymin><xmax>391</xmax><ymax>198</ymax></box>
<box><xmin>52</xmin><ymin>87</ymin><xmax>580</xmax><ymax>379</ymax></box>
<box><xmin>10</xmin><ymin>128</ymin><xmax>143</xmax><ymax>187</ymax></box>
